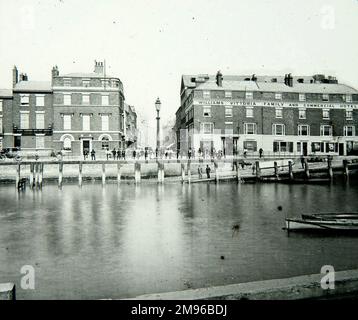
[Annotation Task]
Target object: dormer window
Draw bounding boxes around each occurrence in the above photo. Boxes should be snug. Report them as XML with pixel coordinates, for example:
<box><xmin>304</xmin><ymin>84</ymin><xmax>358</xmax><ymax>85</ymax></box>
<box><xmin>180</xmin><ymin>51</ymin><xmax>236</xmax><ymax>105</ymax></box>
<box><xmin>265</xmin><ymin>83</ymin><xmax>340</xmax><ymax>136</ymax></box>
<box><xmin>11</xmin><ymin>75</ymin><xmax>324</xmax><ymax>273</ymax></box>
<box><xmin>275</xmin><ymin>93</ymin><xmax>282</xmax><ymax>100</ymax></box>
<box><xmin>63</xmin><ymin>78</ymin><xmax>71</xmax><ymax>87</ymax></box>
<box><xmin>345</xmin><ymin>94</ymin><xmax>352</xmax><ymax>103</ymax></box>
<box><xmin>245</xmin><ymin>92</ymin><xmax>253</xmax><ymax>99</ymax></box>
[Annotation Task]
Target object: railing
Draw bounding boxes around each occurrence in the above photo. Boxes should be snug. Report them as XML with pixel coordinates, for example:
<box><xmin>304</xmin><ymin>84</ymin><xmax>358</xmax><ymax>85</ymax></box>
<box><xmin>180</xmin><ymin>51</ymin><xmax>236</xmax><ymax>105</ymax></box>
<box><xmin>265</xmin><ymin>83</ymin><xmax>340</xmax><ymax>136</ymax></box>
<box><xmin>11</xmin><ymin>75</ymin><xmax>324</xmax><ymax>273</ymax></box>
<box><xmin>13</xmin><ymin>126</ymin><xmax>53</xmax><ymax>136</ymax></box>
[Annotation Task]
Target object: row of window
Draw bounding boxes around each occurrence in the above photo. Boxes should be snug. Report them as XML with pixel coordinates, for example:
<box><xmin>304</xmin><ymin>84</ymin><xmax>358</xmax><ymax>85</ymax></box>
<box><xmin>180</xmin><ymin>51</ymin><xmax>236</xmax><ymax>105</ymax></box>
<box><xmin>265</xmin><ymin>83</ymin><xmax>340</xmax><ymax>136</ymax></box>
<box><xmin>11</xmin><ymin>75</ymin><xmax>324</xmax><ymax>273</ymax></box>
<box><xmin>62</xmin><ymin>94</ymin><xmax>110</xmax><ymax>106</ymax></box>
<box><xmin>20</xmin><ymin>94</ymin><xmax>45</xmax><ymax>106</ymax></box>
<box><xmin>62</xmin><ymin>114</ymin><xmax>111</xmax><ymax>131</ymax></box>
<box><xmin>19</xmin><ymin>112</ymin><xmax>45</xmax><ymax>129</ymax></box>
<box><xmin>201</xmin><ymin>90</ymin><xmax>353</xmax><ymax>103</ymax></box>
<box><xmin>62</xmin><ymin>78</ymin><xmax>120</xmax><ymax>88</ymax></box>
<box><xmin>199</xmin><ymin>106</ymin><xmax>354</xmax><ymax>120</ymax></box>
<box><xmin>198</xmin><ymin>122</ymin><xmax>356</xmax><ymax>137</ymax></box>
<box><xmin>19</xmin><ymin>93</ymin><xmax>113</xmax><ymax>106</ymax></box>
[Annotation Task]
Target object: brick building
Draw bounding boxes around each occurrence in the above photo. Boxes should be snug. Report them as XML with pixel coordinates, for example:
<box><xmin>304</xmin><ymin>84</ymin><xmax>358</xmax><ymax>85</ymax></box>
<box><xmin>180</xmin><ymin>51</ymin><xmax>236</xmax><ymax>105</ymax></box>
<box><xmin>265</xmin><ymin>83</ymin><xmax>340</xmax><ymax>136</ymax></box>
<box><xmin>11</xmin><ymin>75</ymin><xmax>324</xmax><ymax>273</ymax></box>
<box><xmin>52</xmin><ymin>61</ymin><xmax>126</xmax><ymax>156</ymax></box>
<box><xmin>0</xmin><ymin>61</ymin><xmax>137</xmax><ymax>157</ymax></box>
<box><xmin>175</xmin><ymin>72</ymin><xmax>358</xmax><ymax>157</ymax></box>
<box><xmin>0</xmin><ymin>66</ymin><xmax>54</xmax><ymax>155</ymax></box>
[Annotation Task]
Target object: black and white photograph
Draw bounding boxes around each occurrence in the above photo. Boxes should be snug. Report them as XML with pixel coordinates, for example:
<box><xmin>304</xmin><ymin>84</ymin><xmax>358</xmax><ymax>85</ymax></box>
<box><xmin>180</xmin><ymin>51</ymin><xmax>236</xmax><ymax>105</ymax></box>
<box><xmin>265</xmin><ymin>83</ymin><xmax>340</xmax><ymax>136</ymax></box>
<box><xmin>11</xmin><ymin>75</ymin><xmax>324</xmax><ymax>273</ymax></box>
<box><xmin>0</xmin><ymin>0</ymin><xmax>358</xmax><ymax>313</ymax></box>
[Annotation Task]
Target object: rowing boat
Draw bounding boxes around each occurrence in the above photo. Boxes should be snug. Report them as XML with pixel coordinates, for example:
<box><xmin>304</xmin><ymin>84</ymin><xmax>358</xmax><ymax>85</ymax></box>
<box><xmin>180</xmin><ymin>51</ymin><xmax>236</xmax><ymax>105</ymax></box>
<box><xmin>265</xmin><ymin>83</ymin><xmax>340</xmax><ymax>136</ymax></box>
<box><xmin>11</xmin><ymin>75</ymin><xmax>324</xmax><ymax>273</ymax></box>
<box><xmin>286</xmin><ymin>213</ymin><xmax>358</xmax><ymax>231</ymax></box>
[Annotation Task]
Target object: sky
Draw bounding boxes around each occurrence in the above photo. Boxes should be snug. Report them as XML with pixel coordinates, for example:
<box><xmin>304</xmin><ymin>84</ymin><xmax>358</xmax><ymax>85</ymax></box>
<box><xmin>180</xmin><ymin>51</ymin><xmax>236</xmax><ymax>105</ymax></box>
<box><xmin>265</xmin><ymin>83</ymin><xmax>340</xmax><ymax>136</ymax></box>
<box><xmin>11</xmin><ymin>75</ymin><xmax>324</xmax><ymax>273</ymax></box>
<box><xmin>0</xmin><ymin>0</ymin><xmax>357</xmax><ymax>146</ymax></box>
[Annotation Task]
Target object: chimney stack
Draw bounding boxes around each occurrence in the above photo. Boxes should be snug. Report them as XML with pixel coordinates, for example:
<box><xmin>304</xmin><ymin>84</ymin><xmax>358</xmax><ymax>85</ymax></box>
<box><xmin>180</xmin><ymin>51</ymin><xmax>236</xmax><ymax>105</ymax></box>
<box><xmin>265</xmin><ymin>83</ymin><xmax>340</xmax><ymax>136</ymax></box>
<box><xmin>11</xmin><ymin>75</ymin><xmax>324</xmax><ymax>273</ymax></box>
<box><xmin>94</xmin><ymin>60</ymin><xmax>104</xmax><ymax>74</ymax></box>
<box><xmin>12</xmin><ymin>66</ymin><xmax>18</xmax><ymax>87</ymax></box>
<box><xmin>288</xmin><ymin>73</ymin><xmax>293</xmax><ymax>87</ymax></box>
<box><xmin>51</xmin><ymin>65</ymin><xmax>59</xmax><ymax>85</ymax></box>
<box><xmin>216</xmin><ymin>70</ymin><xmax>223</xmax><ymax>87</ymax></box>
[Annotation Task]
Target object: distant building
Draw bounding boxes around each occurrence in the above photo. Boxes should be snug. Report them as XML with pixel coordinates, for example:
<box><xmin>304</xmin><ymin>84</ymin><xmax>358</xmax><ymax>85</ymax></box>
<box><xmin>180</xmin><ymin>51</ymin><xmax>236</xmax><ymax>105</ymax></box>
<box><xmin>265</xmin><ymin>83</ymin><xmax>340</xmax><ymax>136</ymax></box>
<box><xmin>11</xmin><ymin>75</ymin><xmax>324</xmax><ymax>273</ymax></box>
<box><xmin>124</xmin><ymin>103</ymin><xmax>137</xmax><ymax>148</ymax></box>
<box><xmin>175</xmin><ymin>72</ymin><xmax>358</xmax><ymax>156</ymax></box>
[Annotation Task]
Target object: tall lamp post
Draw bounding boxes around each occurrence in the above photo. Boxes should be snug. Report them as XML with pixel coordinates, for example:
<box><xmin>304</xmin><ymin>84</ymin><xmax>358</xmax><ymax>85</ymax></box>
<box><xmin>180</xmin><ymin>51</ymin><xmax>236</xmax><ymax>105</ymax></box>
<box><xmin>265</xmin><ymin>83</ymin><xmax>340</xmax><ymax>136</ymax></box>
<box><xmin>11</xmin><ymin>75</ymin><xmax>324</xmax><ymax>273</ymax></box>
<box><xmin>155</xmin><ymin>97</ymin><xmax>161</xmax><ymax>157</ymax></box>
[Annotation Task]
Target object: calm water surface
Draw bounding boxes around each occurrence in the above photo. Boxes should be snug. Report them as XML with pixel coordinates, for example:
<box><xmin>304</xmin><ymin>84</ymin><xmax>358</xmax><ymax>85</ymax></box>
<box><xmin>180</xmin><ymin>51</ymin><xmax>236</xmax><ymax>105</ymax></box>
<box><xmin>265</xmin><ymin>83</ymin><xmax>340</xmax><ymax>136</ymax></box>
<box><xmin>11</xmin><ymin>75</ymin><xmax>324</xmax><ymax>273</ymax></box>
<box><xmin>0</xmin><ymin>179</ymin><xmax>358</xmax><ymax>299</ymax></box>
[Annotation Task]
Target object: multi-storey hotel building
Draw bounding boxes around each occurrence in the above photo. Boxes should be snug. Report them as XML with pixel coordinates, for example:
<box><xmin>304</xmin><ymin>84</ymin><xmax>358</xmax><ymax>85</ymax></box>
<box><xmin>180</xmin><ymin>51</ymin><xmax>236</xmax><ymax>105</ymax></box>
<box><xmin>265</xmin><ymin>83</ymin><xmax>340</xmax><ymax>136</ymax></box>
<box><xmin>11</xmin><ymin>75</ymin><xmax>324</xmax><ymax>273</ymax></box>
<box><xmin>175</xmin><ymin>72</ymin><xmax>358</xmax><ymax>157</ymax></box>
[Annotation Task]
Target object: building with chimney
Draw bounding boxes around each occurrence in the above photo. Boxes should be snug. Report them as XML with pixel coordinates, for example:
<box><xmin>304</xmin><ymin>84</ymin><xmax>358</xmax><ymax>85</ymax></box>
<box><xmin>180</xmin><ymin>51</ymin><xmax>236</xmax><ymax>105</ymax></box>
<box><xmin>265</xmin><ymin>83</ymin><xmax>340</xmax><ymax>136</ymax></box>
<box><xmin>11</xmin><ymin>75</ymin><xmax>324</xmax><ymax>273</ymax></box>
<box><xmin>0</xmin><ymin>61</ymin><xmax>137</xmax><ymax>157</ymax></box>
<box><xmin>175</xmin><ymin>72</ymin><xmax>358</xmax><ymax>157</ymax></box>
<box><xmin>9</xmin><ymin>66</ymin><xmax>53</xmax><ymax>154</ymax></box>
<box><xmin>52</xmin><ymin>61</ymin><xmax>126</xmax><ymax>156</ymax></box>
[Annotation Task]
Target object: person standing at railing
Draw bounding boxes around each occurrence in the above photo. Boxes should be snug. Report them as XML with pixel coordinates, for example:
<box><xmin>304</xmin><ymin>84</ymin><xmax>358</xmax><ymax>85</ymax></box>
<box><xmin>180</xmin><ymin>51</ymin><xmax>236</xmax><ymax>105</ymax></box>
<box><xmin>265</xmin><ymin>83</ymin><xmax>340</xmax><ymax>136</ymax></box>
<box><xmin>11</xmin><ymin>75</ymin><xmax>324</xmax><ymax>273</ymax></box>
<box><xmin>259</xmin><ymin>148</ymin><xmax>263</xmax><ymax>158</ymax></box>
<box><xmin>91</xmin><ymin>149</ymin><xmax>96</xmax><ymax>161</ymax></box>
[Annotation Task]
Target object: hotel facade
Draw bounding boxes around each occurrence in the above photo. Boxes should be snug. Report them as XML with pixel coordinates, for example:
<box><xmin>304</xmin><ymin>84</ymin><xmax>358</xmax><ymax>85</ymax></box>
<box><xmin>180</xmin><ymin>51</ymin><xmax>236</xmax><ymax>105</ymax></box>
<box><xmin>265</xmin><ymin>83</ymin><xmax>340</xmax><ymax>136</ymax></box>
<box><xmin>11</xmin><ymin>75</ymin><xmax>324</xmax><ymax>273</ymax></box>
<box><xmin>175</xmin><ymin>72</ymin><xmax>358</xmax><ymax>157</ymax></box>
<box><xmin>0</xmin><ymin>62</ymin><xmax>137</xmax><ymax>156</ymax></box>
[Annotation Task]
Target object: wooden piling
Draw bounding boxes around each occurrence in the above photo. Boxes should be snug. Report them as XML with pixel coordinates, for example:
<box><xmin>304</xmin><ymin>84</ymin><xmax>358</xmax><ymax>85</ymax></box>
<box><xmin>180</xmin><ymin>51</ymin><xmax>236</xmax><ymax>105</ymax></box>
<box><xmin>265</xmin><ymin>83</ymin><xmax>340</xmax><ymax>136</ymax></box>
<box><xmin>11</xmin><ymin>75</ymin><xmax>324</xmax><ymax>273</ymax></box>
<box><xmin>35</xmin><ymin>163</ymin><xmax>39</xmax><ymax>188</ymax></box>
<box><xmin>274</xmin><ymin>161</ymin><xmax>279</xmax><ymax>180</ymax></box>
<box><xmin>158</xmin><ymin>162</ymin><xmax>164</xmax><ymax>183</ymax></box>
<box><xmin>117</xmin><ymin>163</ymin><xmax>121</xmax><ymax>184</ymax></box>
<box><xmin>102</xmin><ymin>163</ymin><xmax>106</xmax><ymax>186</ymax></box>
<box><xmin>135</xmin><ymin>162</ymin><xmax>141</xmax><ymax>184</ymax></box>
<box><xmin>304</xmin><ymin>158</ymin><xmax>310</xmax><ymax>179</ymax></box>
<box><xmin>187</xmin><ymin>161</ymin><xmax>191</xmax><ymax>184</ymax></box>
<box><xmin>58</xmin><ymin>162</ymin><xmax>63</xmax><ymax>188</ymax></box>
<box><xmin>343</xmin><ymin>159</ymin><xmax>349</xmax><ymax>179</ymax></box>
<box><xmin>288</xmin><ymin>161</ymin><xmax>294</xmax><ymax>180</ymax></box>
<box><xmin>15</xmin><ymin>163</ymin><xmax>21</xmax><ymax>190</ymax></box>
<box><xmin>255</xmin><ymin>161</ymin><xmax>261</xmax><ymax>180</ymax></box>
<box><xmin>214</xmin><ymin>161</ymin><xmax>219</xmax><ymax>183</ymax></box>
<box><xmin>181</xmin><ymin>163</ymin><xmax>185</xmax><ymax>183</ymax></box>
<box><xmin>236</xmin><ymin>162</ymin><xmax>241</xmax><ymax>183</ymax></box>
<box><xmin>29</xmin><ymin>163</ymin><xmax>35</xmax><ymax>189</ymax></box>
<box><xmin>38</xmin><ymin>163</ymin><xmax>43</xmax><ymax>189</ymax></box>
<box><xmin>78</xmin><ymin>162</ymin><xmax>83</xmax><ymax>187</ymax></box>
<box><xmin>327</xmin><ymin>156</ymin><xmax>333</xmax><ymax>180</ymax></box>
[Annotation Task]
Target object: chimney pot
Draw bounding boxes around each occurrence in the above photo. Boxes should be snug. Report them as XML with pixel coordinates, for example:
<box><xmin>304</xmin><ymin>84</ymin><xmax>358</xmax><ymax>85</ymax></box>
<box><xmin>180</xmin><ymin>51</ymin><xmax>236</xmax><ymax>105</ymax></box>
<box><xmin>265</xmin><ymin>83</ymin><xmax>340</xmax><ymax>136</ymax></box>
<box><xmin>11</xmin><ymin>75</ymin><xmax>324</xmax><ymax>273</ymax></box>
<box><xmin>216</xmin><ymin>70</ymin><xmax>223</xmax><ymax>87</ymax></box>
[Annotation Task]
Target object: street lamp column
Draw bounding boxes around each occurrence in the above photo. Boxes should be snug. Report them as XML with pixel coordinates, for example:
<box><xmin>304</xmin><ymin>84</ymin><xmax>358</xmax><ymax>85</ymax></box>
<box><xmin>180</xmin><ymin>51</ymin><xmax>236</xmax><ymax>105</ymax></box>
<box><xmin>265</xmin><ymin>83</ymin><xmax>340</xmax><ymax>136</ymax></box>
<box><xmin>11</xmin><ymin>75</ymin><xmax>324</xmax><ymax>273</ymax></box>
<box><xmin>155</xmin><ymin>97</ymin><xmax>161</xmax><ymax>157</ymax></box>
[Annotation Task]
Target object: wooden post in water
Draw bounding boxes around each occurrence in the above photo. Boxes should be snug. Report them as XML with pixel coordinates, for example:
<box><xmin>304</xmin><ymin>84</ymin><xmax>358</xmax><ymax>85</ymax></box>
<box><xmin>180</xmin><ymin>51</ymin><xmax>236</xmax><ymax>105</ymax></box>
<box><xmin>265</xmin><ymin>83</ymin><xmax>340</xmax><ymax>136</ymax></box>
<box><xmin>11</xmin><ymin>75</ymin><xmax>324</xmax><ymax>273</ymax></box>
<box><xmin>255</xmin><ymin>161</ymin><xmax>261</xmax><ymax>180</ymax></box>
<box><xmin>288</xmin><ymin>161</ymin><xmax>294</xmax><ymax>180</ymax></box>
<box><xmin>327</xmin><ymin>156</ymin><xmax>333</xmax><ymax>180</ymax></box>
<box><xmin>117</xmin><ymin>163</ymin><xmax>121</xmax><ymax>184</ymax></box>
<box><xmin>58</xmin><ymin>162</ymin><xmax>63</xmax><ymax>188</ymax></box>
<box><xmin>35</xmin><ymin>163</ymin><xmax>39</xmax><ymax>188</ymax></box>
<box><xmin>214</xmin><ymin>161</ymin><xmax>219</xmax><ymax>183</ymax></box>
<box><xmin>15</xmin><ymin>163</ymin><xmax>21</xmax><ymax>190</ymax></box>
<box><xmin>135</xmin><ymin>162</ymin><xmax>141</xmax><ymax>184</ymax></box>
<box><xmin>29</xmin><ymin>163</ymin><xmax>35</xmax><ymax>189</ymax></box>
<box><xmin>304</xmin><ymin>158</ymin><xmax>310</xmax><ymax>179</ymax></box>
<box><xmin>102</xmin><ymin>163</ymin><xmax>106</xmax><ymax>186</ymax></box>
<box><xmin>78</xmin><ymin>162</ymin><xmax>83</xmax><ymax>187</ymax></box>
<box><xmin>236</xmin><ymin>161</ymin><xmax>241</xmax><ymax>183</ymax></box>
<box><xmin>274</xmin><ymin>161</ymin><xmax>279</xmax><ymax>180</ymax></box>
<box><xmin>157</xmin><ymin>162</ymin><xmax>164</xmax><ymax>183</ymax></box>
<box><xmin>187</xmin><ymin>161</ymin><xmax>191</xmax><ymax>184</ymax></box>
<box><xmin>181</xmin><ymin>163</ymin><xmax>185</xmax><ymax>183</ymax></box>
<box><xmin>343</xmin><ymin>159</ymin><xmax>349</xmax><ymax>179</ymax></box>
<box><xmin>38</xmin><ymin>163</ymin><xmax>43</xmax><ymax>189</ymax></box>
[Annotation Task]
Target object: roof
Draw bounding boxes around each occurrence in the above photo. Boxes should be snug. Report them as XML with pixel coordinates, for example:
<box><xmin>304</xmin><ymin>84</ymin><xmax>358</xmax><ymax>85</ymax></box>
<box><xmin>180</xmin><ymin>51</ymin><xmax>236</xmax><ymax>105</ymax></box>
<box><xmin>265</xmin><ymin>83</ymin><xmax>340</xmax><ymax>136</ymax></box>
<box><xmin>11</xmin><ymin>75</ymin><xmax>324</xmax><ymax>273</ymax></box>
<box><xmin>0</xmin><ymin>89</ymin><xmax>13</xmax><ymax>98</ymax></box>
<box><xmin>60</xmin><ymin>72</ymin><xmax>117</xmax><ymax>79</ymax></box>
<box><xmin>183</xmin><ymin>75</ymin><xmax>358</xmax><ymax>94</ymax></box>
<box><xmin>13</xmin><ymin>81</ymin><xmax>52</xmax><ymax>92</ymax></box>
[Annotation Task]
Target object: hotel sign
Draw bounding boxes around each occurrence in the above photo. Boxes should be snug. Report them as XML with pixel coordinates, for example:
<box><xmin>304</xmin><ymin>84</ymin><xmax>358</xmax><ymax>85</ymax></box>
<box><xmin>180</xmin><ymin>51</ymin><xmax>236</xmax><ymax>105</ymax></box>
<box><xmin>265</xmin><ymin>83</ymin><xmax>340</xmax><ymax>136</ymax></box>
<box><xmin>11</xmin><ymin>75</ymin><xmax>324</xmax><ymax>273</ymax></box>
<box><xmin>192</xmin><ymin>99</ymin><xmax>357</xmax><ymax>109</ymax></box>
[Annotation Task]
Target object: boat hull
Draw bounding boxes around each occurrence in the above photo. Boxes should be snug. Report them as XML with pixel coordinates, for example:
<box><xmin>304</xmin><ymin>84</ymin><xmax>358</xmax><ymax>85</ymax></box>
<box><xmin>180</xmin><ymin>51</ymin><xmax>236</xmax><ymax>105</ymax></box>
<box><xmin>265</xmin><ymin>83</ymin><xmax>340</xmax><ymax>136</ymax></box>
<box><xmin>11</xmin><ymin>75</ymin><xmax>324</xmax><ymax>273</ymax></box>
<box><xmin>286</xmin><ymin>218</ymin><xmax>358</xmax><ymax>231</ymax></box>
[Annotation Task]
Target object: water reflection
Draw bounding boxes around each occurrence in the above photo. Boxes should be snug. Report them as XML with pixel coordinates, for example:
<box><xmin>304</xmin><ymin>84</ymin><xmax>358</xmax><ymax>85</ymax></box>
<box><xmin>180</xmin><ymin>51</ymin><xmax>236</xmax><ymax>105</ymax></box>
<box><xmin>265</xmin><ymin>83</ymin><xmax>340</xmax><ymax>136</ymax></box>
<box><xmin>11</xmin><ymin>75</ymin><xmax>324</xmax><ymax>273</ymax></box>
<box><xmin>0</xmin><ymin>179</ymin><xmax>358</xmax><ymax>299</ymax></box>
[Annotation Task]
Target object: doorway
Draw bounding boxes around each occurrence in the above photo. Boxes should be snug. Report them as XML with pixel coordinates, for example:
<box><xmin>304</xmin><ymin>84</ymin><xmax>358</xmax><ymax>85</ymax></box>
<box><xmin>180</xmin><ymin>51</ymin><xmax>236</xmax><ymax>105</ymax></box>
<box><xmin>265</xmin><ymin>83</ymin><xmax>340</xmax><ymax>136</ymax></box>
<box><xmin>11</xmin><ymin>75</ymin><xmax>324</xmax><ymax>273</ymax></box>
<box><xmin>339</xmin><ymin>143</ymin><xmax>344</xmax><ymax>156</ymax></box>
<box><xmin>82</xmin><ymin>139</ymin><xmax>91</xmax><ymax>155</ymax></box>
<box><xmin>302</xmin><ymin>142</ymin><xmax>308</xmax><ymax>156</ymax></box>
